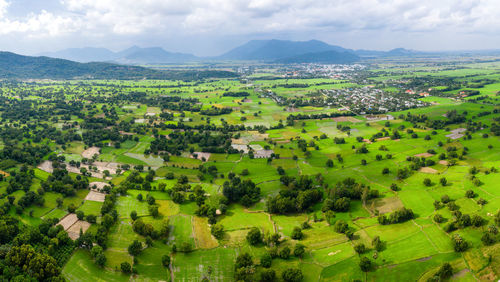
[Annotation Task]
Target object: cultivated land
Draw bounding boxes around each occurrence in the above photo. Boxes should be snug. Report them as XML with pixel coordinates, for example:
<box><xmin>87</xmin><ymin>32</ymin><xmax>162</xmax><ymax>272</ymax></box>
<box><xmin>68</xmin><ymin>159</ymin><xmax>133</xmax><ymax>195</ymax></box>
<box><xmin>0</xmin><ymin>57</ymin><xmax>500</xmax><ymax>281</ymax></box>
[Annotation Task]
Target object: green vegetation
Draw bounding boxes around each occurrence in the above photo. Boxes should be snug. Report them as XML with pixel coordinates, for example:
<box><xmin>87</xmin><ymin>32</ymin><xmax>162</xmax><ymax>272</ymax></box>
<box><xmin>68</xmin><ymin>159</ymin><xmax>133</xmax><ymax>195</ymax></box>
<box><xmin>0</xmin><ymin>57</ymin><xmax>499</xmax><ymax>281</ymax></box>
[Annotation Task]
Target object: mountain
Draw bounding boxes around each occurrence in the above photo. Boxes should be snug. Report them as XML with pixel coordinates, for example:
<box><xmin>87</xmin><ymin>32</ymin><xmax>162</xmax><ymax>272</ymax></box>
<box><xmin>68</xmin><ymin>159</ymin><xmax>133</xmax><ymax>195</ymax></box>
<box><xmin>0</xmin><ymin>51</ymin><xmax>237</xmax><ymax>80</ymax></box>
<box><xmin>353</xmin><ymin>48</ymin><xmax>422</xmax><ymax>57</ymax></box>
<box><xmin>116</xmin><ymin>47</ymin><xmax>197</xmax><ymax>64</ymax></box>
<box><xmin>40</xmin><ymin>47</ymin><xmax>117</xmax><ymax>63</ymax></box>
<box><xmin>219</xmin><ymin>39</ymin><xmax>351</xmax><ymax>60</ymax></box>
<box><xmin>275</xmin><ymin>50</ymin><xmax>360</xmax><ymax>64</ymax></box>
<box><xmin>41</xmin><ymin>46</ymin><xmax>198</xmax><ymax>64</ymax></box>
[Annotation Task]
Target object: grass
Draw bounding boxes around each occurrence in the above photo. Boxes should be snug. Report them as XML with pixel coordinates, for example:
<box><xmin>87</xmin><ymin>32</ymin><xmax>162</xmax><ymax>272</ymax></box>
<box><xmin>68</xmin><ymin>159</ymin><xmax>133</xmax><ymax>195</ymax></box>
<box><xmin>2</xmin><ymin>66</ymin><xmax>498</xmax><ymax>282</ymax></box>
<box><xmin>62</xmin><ymin>250</ymin><xmax>129</xmax><ymax>282</ymax></box>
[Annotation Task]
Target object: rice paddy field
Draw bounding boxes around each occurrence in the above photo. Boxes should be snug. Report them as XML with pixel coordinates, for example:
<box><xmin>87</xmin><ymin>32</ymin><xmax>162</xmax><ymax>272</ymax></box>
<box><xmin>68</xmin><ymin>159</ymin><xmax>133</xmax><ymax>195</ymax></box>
<box><xmin>1</xmin><ymin>58</ymin><xmax>500</xmax><ymax>281</ymax></box>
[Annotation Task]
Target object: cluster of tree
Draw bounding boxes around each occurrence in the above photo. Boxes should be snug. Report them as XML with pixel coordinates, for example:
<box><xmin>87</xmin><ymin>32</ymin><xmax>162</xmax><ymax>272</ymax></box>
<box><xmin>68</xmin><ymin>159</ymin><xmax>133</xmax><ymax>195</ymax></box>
<box><xmin>267</xmin><ymin>175</ymin><xmax>322</xmax><ymax>214</ymax></box>
<box><xmin>199</xmin><ymin>107</ymin><xmax>233</xmax><ymax>116</ymax></box>
<box><xmin>324</xmin><ymin>178</ymin><xmax>379</xmax><ymax>213</ymax></box>
<box><xmin>234</xmin><ymin>248</ymin><xmax>305</xmax><ymax>281</ymax></box>
<box><xmin>222</xmin><ymin>177</ymin><xmax>260</xmax><ymax>207</ymax></box>
<box><xmin>148</xmin><ymin>131</ymin><xmax>237</xmax><ymax>155</ymax></box>
<box><xmin>377</xmin><ymin>207</ymin><xmax>414</xmax><ymax>225</ymax></box>
<box><xmin>0</xmin><ymin>142</ymin><xmax>51</xmax><ymax>166</ymax></box>
<box><xmin>0</xmin><ymin>215</ymin><xmax>75</xmax><ymax>281</ymax></box>
<box><xmin>222</xmin><ymin>91</ymin><xmax>250</xmax><ymax>97</ymax></box>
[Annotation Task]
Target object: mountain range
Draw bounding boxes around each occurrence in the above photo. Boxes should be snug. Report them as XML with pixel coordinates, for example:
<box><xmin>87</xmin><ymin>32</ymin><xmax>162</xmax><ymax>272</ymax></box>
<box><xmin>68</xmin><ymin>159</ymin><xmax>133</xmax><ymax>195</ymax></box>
<box><xmin>38</xmin><ymin>40</ymin><xmax>422</xmax><ymax>65</ymax></box>
<box><xmin>0</xmin><ymin>51</ymin><xmax>238</xmax><ymax>80</ymax></box>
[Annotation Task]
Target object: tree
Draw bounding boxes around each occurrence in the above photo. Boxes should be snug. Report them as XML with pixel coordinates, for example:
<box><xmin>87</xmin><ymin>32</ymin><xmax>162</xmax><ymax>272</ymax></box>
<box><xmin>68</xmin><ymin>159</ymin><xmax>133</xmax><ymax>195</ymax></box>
<box><xmin>235</xmin><ymin>253</ymin><xmax>253</xmax><ymax>269</ymax></box>
<box><xmin>260</xmin><ymin>253</ymin><xmax>272</xmax><ymax>268</ymax></box>
<box><xmin>161</xmin><ymin>255</ymin><xmax>171</xmax><ymax>267</ymax></box>
<box><xmin>291</xmin><ymin>227</ymin><xmax>303</xmax><ymax>240</ymax></box>
<box><xmin>246</xmin><ymin>227</ymin><xmax>262</xmax><ymax>245</ymax></box>
<box><xmin>471</xmin><ymin>215</ymin><xmax>484</xmax><ymax>227</ymax></box>
<box><xmin>101</xmin><ymin>214</ymin><xmax>114</xmax><ymax>230</ymax></box>
<box><xmin>211</xmin><ymin>223</ymin><xmax>224</xmax><ymax>239</ymax></box>
<box><xmin>434</xmin><ymin>263</ymin><xmax>453</xmax><ymax>280</ymax></box>
<box><xmin>130</xmin><ymin>210</ymin><xmax>138</xmax><ymax>221</ymax></box>
<box><xmin>452</xmin><ymin>234</ymin><xmax>468</xmax><ymax>252</ymax></box>
<box><xmin>433</xmin><ymin>214</ymin><xmax>445</xmax><ymax>223</ymax></box>
<box><xmin>121</xmin><ymin>262</ymin><xmax>132</xmax><ymax>273</ymax></box>
<box><xmin>372</xmin><ymin>236</ymin><xmax>383</xmax><ymax>251</ymax></box>
<box><xmin>86</xmin><ymin>214</ymin><xmax>97</xmax><ymax>224</ymax></box>
<box><xmin>95</xmin><ymin>253</ymin><xmax>106</xmax><ymax>267</ymax></box>
<box><xmin>354</xmin><ymin>243</ymin><xmax>366</xmax><ymax>254</ymax></box>
<box><xmin>91</xmin><ymin>245</ymin><xmax>103</xmax><ymax>259</ymax></box>
<box><xmin>481</xmin><ymin>232</ymin><xmax>496</xmax><ymax>245</ymax></box>
<box><xmin>282</xmin><ymin>268</ymin><xmax>303</xmax><ymax>282</ymax></box>
<box><xmin>359</xmin><ymin>257</ymin><xmax>372</xmax><ymax>272</ymax></box>
<box><xmin>260</xmin><ymin>269</ymin><xmax>276</xmax><ymax>282</ymax></box>
<box><xmin>423</xmin><ymin>178</ymin><xmax>432</xmax><ymax>187</ymax></box>
<box><xmin>334</xmin><ymin>220</ymin><xmax>349</xmax><ymax>234</ymax></box>
<box><xmin>326</xmin><ymin>159</ymin><xmax>334</xmax><ymax>168</ymax></box>
<box><xmin>180</xmin><ymin>242</ymin><xmax>192</xmax><ymax>253</ymax></box>
<box><xmin>293</xmin><ymin>244</ymin><xmax>306</xmax><ymax>258</ymax></box>
<box><xmin>279</xmin><ymin>246</ymin><xmax>291</xmax><ymax>259</ymax></box>
<box><xmin>277</xmin><ymin>166</ymin><xmax>285</xmax><ymax>175</ymax></box>
<box><xmin>128</xmin><ymin>240</ymin><xmax>143</xmax><ymax>256</ymax></box>
<box><xmin>76</xmin><ymin>210</ymin><xmax>84</xmax><ymax>220</ymax></box>
<box><xmin>149</xmin><ymin>205</ymin><xmax>159</xmax><ymax>217</ymax></box>
<box><xmin>440</xmin><ymin>177</ymin><xmax>447</xmax><ymax>186</ymax></box>
<box><xmin>465</xmin><ymin>190</ymin><xmax>475</xmax><ymax>198</ymax></box>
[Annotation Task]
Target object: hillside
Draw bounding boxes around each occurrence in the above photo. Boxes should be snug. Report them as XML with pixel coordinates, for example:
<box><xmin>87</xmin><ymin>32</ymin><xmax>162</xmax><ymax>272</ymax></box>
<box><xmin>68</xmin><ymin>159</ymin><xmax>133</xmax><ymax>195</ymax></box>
<box><xmin>0</xmin><ymin>51</ymin><xmax>237</xmax><ymax>80</ymax></box>
<box><xmin>116</xmin><ymin>47</ymin><xmax>197</xmax><ymax>64</ymax></box>
<box><xmin>41</xmin><ymin>46</ymin><xmax>198</xmax><ymax>64</ymax></box>
<box><xmin>219</xmin><ymin>39</ymin><xmax>351</xmax><ymax>60</ymax></box>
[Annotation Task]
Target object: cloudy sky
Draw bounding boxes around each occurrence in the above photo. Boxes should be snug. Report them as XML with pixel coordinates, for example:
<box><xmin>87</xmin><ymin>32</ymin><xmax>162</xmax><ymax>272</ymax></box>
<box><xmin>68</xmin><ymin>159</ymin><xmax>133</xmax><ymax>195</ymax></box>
<box><xmin>0</xmin><ymin>0</ymin><xmax>499</xmax><ymax>56</ymax></box>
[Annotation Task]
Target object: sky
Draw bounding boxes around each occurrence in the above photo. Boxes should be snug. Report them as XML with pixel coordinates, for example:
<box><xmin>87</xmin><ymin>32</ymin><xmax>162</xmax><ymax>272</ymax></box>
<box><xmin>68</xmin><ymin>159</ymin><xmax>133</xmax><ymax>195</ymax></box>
<box><xmin>0</xmin><ymin>0</ymin><xmax>499</xmax><ymax>56</ymax></box>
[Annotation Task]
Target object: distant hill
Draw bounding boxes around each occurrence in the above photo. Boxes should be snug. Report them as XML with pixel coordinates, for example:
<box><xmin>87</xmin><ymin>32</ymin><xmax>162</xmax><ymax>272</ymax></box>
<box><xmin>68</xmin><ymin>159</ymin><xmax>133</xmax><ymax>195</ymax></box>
<box><xmin>116</xmin><ymin>47</ymin><xmax>197</xmax><ymax>64</ymax></box>
<box><xmin>219</xmin><ymin>39</ymin><xmax>351</xmax><ymax>61</ymax></box>
<box><xmin>40</xmin><ymin>46</ymin><xmax>198</xmax><ymax>64</ymax></box>
<box><xmin>275</xmin><ymin>50</ymin><xmax>360</xmax><ymax>64</ymax></box>
<box><xmin>40</xmin><ymin>47</ymin><xmax>117</xmax><ymax>63</ymax></box>
<box><xmin>39</xmin><ymin>41</ymin><xmax>432</xmax><ymax>64</ymax></box>
<box><xmin>0</xmin><ymin>51</ymin><xmax>238</xmax><ymax>80</ymax></box>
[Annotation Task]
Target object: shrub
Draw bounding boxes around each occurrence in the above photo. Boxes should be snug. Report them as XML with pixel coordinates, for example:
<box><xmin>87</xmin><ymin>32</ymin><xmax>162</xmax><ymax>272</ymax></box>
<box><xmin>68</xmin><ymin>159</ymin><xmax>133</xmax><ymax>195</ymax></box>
<box><xmin>246</xmin><ymin>227</ymin><xmax>262</xmax><ymax>245</ymax></box>
<box><xmin>282</xmin><ymin>268</ymin><xmax>303</xmax><ymax>282</ymax></box>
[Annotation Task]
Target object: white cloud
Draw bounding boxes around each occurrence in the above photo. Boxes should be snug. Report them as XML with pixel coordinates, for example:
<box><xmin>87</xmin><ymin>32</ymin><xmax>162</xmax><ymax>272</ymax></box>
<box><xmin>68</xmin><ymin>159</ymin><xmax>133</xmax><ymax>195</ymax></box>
<box><xmin>2</xmin><ymin>0</ymin><xmax>500</xmax><ymax>53</ymax></box>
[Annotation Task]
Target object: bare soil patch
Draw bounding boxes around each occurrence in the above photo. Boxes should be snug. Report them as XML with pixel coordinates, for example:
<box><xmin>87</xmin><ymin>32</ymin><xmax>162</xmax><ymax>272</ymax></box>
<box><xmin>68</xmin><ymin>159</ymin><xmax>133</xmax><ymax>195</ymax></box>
<box><xmin>417</xmin><ymin>256</ymin><xmax>432</xmax><ymax>262</ymax></box>
<box><xmin>419</xmin><ymin>167</ymin><xmax>438</xmax><ymax>174</ymax></box>
<box><xmin>445</xmin><ymin>133</ymin><xmax>464</xmax><ymax>140</ymax></box>
<box><xmin>38</xmin><ymin>160</ymin><xmax>54</xmax><ymax>173</ymax></box>
<box><xmin>57</xmin><ymin>213</ymin><xmax>78</xmax><ymax>230</ymax></box>
<box><xmin>439</xmin><ymin>160</ymin><xmax>449</xmax><ymax>166</ymax></box>
<box><xmin>89</xmin><ymin>182</ymin><xmax>109</xmax><ymax>190</ymax></box>
<box><xmin>231</xmin><ymin>144</ymin><xmax>249</xmax><ymax>153</ymax></box>
<box><xmin>370</xmin><ymin>197</ymin><xmax>405</xmax><ymax>214</ymax></box>
<box><xmin>85</xmin><ymin>191</ymin><xmax>106</xmax><ymax>202</ymax></box>
<box><xmin>66</xmin><ymin>221</ymin><xmax>91</xmax><ymax>240</ymax></box>
<box><xmin>191</xmin><ymin>152</ymin><xmax>211</xmax><ymax>161</ymax></box>
<box><xmin>331</xmin><ymin>116</ymin><xmax>362</xmax><ymax>123</ymax></box>
<box><xmin>81</xmin><ymin>146</ymin><xmax>100</xmax><ymax>159</ymax></box>
<box><xmin>255</xmin><ymin>150</ymin><xmax>273</xmax><ymax>158</ymax></box>
<box><xmin>452</xmin><ymin>269</ymin><xmax>469</xmax><ymax>279</ymax></box>
<box><xmin>414</xmin><ymin>153</ymin><xmax>434</xmax><ymax>158</ymax></box>
<box><xmin>376</xmin><ymin>137</ymin><xmax>391</xmax><ymax>141</ymax></box>
<box><xmin>231</xmin><ymin>138</ymin><xmax>247</xmax><ymax>145</ymax></box>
